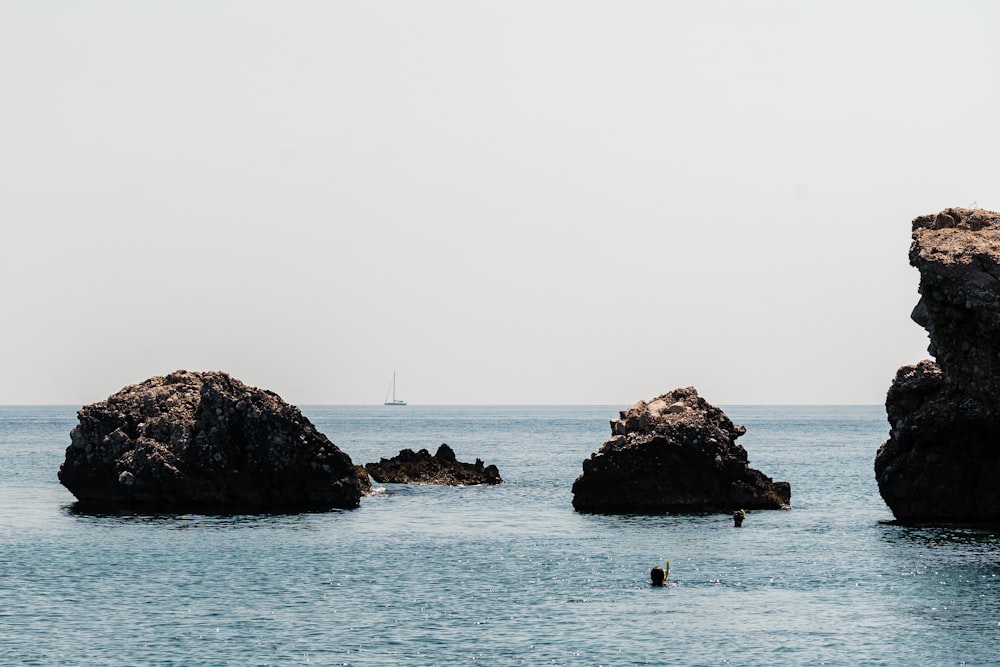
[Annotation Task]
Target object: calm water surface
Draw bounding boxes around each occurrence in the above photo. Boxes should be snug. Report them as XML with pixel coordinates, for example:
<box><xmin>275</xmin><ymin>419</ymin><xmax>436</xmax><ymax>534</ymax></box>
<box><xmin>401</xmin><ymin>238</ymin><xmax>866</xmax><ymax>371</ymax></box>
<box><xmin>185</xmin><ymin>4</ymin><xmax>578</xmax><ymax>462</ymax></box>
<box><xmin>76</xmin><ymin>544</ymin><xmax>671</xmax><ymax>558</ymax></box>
<box><xmin>1</xmin><ymin>405</ymin><xmax>998</xmax><ymax>665</ymax></box>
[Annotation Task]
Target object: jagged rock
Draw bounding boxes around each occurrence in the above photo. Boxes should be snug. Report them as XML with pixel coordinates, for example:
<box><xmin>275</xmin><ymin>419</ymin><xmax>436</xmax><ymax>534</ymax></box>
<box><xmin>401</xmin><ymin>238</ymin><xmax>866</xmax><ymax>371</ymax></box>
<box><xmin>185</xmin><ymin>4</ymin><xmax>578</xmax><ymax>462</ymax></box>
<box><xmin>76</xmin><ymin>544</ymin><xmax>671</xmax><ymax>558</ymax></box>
<box><xmin>876</xmin><ymin>208</ymin><xmax>1000</xmax><ymax>522</ymax></box>
<box><xmin>875</xmin><ymin>360</ymin><xmax>1000</xmax><ymax>521</ymax></box>
<box><xmin>58</xmin><ymin>370</ymin><xmax>365</xmax><ymax>512</ymax></box>
<box><xmin>365</xmin><ymin>444</ymin><xmax>503</xmax><ymax>485</ymax></box>
<box><xmin>909</xmin><ymin>207</ymin><xmax>1000</xmax><ymax>401</ymax></box>
<box><xmin>571</xmin><ymin>387</ymin><xmax>790</xmax><ymax>513</ymax></box>
<box><xmin>354</xmin><ymin>465</ymin><xmax>373</xmax><ymax>496</ymax></box>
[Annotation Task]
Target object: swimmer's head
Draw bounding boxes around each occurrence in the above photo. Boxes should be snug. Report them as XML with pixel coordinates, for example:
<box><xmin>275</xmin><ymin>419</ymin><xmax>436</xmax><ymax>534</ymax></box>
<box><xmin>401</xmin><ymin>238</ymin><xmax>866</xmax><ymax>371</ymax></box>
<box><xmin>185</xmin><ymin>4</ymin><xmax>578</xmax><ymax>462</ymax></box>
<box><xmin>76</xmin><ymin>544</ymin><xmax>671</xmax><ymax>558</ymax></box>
<box><xmin>650</xmin><ymin>566</ymin><xmax>665</xmax><ymax>587</ymax></box>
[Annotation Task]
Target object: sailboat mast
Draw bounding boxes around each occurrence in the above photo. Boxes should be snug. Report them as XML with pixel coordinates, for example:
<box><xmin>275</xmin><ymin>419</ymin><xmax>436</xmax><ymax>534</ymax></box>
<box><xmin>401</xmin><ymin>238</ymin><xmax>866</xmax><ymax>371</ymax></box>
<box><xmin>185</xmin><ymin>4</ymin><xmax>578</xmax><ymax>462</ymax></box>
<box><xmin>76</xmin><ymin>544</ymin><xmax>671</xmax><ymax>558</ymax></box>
<box><xmin>384</xmin><ymin>371</ymin><xmax>406</xmax><ymax>405</ymax></box>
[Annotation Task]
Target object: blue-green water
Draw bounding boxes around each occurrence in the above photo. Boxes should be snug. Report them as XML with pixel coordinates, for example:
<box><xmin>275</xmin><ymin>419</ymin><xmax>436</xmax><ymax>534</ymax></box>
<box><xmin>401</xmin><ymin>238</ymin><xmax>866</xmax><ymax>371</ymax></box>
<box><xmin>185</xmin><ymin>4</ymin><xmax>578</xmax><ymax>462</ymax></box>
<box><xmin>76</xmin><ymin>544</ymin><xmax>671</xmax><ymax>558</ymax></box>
<box><xmin>1</xmin><ymin>405</ymin><xmax>998</xmax><ymax>665</ymax></box>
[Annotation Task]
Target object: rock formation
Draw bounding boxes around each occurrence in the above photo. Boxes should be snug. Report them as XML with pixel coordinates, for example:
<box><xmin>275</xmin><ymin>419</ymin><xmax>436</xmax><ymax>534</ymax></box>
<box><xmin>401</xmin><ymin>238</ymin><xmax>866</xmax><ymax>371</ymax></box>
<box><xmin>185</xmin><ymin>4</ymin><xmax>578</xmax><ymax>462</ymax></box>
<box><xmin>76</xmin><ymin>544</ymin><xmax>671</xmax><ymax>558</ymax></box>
<box><xmin>571</xmin><ymin>387</ymin><xmax>790</xmax><ymax>513</ymax></box>
<box><xmin>58</xmin><ymin>370</ymin><xmax>365</xmax><ymax>512</ymax></box>
<box><xmin>365</xmin><ymin>444</ymin><xmax>503</xmax><ymax>485</ymax></box>
<box><xmin>876</xmin><ymin>208</ymin><xmax>1000</xmax><ymax>522</ymax></box>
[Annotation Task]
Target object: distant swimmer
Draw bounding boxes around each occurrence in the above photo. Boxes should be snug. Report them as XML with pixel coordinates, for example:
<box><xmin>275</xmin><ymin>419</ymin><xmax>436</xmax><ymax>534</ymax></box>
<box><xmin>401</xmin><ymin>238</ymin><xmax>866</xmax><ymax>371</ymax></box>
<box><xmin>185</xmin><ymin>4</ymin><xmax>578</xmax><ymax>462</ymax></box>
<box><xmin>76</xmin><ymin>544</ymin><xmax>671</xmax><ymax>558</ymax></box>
<box><xmin>650</xmin><ymin>560</ymin><xmax>670</xmax><ymax>587</ymax></box>
<box><xmin>733</xmin><ymin>509</ymin><xmax>746</xmax><ymax>527</ymax></box>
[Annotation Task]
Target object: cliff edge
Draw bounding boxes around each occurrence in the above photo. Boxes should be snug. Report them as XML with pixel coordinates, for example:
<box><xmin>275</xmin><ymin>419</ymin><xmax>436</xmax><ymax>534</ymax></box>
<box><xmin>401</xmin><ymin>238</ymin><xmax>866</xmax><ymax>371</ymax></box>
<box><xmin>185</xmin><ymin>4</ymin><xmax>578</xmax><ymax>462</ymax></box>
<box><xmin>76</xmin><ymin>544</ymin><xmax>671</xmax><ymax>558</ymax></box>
<box><xmin>876</xmin><ymin>208</ymin><xmax>1000</xmax><ymax>522</ymax></box>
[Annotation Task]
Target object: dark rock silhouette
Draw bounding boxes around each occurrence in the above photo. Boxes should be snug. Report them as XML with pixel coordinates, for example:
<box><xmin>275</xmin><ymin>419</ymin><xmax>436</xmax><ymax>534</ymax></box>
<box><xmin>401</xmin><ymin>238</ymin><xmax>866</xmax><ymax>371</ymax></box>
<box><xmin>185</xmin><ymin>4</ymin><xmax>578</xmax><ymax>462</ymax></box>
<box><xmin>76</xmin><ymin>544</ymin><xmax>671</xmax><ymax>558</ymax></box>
<box><xmin>571</xmin><ymin>387</ymin><xmax>790</xmax><ymax>513</ymax></box>
<box><xmin>365</xmin><ymin>444</ymin><xmax>503</xmax><ymax>485</ymax></box>
<box><xmin>876</xmin><ymin>208</ymin><xmax>1000</xmax><ymax>522</ymax></box>
<box><xmin>58</xmin><ymin>370</ymin><xmax>365</xmax><ymax>512</ymax></box>
<box><xmin>354</xmin><ymin>465</ymin><xmax>373</xmax><ymax>496</ymax></box>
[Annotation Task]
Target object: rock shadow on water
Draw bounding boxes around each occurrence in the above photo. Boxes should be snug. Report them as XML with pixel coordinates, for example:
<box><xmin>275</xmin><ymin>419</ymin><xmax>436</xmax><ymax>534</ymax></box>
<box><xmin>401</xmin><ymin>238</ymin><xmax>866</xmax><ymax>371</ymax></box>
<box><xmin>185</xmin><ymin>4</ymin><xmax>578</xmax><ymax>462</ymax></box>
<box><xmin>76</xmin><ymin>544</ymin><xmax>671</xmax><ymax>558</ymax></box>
<box><xmin>60</xmin><ymin>501</ymin><xmax>348</xmax><ymax>530</ymax></box>
<box><xmin>876</xmin><ymin>520</ymin><xmax>1000</xmax><ymax>545</ymax></box>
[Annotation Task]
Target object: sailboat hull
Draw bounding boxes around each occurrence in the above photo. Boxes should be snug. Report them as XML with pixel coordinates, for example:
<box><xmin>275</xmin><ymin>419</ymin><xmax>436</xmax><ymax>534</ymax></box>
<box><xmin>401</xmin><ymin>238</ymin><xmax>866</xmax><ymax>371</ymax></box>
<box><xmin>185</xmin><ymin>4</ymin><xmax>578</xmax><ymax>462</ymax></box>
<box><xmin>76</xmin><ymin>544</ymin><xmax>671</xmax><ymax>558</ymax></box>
<box><xmin>384</xmin><ymin>372</ymin><xmax>406</xmax><ymax>405</ymax></box>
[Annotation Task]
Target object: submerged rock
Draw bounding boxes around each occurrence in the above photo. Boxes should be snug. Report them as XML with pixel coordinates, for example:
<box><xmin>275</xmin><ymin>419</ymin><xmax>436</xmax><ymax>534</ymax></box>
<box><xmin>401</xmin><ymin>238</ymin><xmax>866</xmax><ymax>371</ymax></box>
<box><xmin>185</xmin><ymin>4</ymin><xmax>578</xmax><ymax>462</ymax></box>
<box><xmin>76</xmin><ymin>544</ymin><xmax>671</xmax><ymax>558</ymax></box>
<box><xmin>58</xmin><ymin>370</ymin><xmax>365</xmax><ymax>512</ymax></box>
<box><xmin>876</xmin><ymin>208</ymin><xmax>1000</xmax><ymax>523</ymax></box>
<box><xmin>365</xmin><ymin>444</ymin><xmax>503</xmax><ymax>485</ymax></box>
<box><xmin>571</xmin><ymin>387</ymin><xmax>790</xmax><ymax>513</ymax></box>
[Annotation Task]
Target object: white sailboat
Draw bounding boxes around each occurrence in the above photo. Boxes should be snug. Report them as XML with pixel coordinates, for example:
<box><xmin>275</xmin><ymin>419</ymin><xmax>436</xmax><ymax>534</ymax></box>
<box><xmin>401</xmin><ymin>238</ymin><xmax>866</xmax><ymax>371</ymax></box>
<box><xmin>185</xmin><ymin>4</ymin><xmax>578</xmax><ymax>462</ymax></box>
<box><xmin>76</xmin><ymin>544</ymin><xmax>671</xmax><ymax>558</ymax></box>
<box><xmin>384</xmin><ymin>372</ymin><xmax>407</xmax><ymax>406</ymax></box>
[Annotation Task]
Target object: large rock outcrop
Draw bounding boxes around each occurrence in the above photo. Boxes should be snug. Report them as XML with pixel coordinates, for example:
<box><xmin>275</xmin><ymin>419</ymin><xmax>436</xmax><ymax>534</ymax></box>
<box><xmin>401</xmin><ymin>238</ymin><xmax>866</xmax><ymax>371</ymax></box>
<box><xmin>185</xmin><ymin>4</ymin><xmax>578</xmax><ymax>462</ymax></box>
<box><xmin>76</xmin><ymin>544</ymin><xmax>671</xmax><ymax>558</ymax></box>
<box><xmin>365</xmin><ymin>444</ymin><xmax>503</xmax><ymax>485</ymax></box>
<box><xmin>58</xmin><ymin>370</ymin><xmax>365</xmax><ymax>512</ymax></box>
<box><xmin>571</xmin><ymin>388</ymin><xmax>790</xmax><ymax>513</ymax></box>
<box><xmin>876</xmin><ymin>208</ymin><xmax>1000</xmax><ymax>522</ymax></box>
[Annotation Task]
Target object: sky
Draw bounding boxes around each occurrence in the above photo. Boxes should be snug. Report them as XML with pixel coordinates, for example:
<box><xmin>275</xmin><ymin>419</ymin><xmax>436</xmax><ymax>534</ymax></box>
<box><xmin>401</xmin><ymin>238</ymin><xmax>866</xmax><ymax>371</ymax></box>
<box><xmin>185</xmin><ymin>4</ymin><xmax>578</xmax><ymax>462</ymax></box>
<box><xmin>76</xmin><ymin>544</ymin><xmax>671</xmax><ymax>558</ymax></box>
<box><xmin>2</xmin><ymin>1</ymin><xmax>998</xmax><ymax>406</ymax></box>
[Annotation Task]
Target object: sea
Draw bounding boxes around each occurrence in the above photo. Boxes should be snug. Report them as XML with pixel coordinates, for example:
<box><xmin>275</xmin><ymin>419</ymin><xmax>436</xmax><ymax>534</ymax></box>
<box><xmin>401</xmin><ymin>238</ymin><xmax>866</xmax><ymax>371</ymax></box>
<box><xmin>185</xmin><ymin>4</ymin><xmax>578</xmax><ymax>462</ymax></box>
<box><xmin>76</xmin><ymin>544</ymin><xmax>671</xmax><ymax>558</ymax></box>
<box><xmin>1</xmin><ymin>404</ymin><xmax>998</xmax><ymax>666</ymax></box>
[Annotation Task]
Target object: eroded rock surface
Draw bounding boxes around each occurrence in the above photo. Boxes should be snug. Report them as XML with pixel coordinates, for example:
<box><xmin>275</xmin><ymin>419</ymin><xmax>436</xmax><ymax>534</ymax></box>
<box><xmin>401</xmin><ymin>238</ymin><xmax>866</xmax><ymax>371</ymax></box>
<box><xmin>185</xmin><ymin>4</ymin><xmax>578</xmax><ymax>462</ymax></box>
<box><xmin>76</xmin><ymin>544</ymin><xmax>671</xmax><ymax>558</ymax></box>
<box><xmin>58</xmin><ymin>370</ymin><xmax>365</xmax><ymax>512</ymax></box>
<box><xmin>365</xmin><ymin>444</ymin><xmax>503</xmax><ymax>485</ymax></box>
<box><xmin>571</xmin><ymin>387</ymin><xmax>790</xmax><ymax>513</ymax></box>
<box><xmin>876</xmin><ymin>208</ymin><xmax>1000</xmax><ymax>522</ymax></box>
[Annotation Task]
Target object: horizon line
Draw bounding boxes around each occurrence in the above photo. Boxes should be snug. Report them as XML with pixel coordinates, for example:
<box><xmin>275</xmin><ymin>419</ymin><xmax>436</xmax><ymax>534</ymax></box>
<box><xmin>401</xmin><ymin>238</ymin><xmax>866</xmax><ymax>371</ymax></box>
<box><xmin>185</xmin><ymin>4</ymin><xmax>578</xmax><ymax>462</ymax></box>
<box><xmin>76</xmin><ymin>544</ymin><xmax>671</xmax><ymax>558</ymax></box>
<box><xmin>0</xmin><ymin>402</ymin><xmax>886</xmax><ymax>408</ymax></box>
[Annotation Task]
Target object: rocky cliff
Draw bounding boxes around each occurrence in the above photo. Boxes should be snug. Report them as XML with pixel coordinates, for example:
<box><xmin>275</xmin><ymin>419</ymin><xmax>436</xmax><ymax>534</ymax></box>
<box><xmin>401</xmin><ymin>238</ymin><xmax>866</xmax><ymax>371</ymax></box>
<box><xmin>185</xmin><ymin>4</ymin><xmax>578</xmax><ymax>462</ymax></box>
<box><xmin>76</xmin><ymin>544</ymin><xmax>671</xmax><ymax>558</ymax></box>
<box><xmin>572</xmin><ymin>387</ymin><xmax>790</xmax><ymax>513</ymax></box>
<box><xmin>876</xmin><ymin>208</ymin><xmax>1000</xmax><ymax>522</ymax></box>
<box><xmin>58</xmin><ymin>370</ymin><xmax>365</xmax><ymax>512</ymax></box>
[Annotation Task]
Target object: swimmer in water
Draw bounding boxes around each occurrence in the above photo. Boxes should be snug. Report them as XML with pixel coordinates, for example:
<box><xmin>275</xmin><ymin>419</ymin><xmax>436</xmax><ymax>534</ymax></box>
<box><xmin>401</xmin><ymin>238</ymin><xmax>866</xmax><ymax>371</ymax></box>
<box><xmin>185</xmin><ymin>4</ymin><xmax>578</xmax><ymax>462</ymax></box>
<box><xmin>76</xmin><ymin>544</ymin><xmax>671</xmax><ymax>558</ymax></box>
<box><xmin>650</xmin><ymin>565</ymin><xmax>665</xmax><ymax>587</ymax></box>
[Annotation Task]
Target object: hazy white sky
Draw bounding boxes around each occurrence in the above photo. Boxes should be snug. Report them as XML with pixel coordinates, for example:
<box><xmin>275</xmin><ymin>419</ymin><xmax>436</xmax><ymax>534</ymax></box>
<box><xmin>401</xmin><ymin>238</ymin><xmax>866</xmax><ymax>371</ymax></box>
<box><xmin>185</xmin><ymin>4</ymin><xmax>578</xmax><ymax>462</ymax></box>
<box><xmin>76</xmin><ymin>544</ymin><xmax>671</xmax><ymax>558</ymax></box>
<box><xmin>2</xmin><ymin>1</ymin><xmax>998</xmax><ymax>405</ymax></box>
